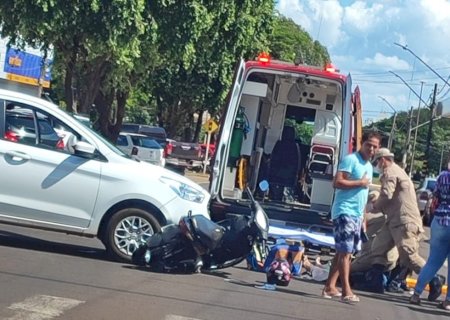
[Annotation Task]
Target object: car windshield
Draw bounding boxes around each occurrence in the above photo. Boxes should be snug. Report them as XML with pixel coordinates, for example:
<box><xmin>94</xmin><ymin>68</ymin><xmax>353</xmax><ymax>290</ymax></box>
<box><xmin>426</xmin><ymin>180</ymin><xmax>436</xmax><ymax>191</ymax></box>
<box><xmin>89</xmin><ymin>129</ymin><xmax>131</xmax><ymax>158</ymax></box>
<box><xmin>71</xmin><ymin>114</ymin><xmax>92</xmax><ymax>128</ymax></box>
<box><xmin>63</xmin><ymin>111</ymin><xmax>130</xmax><ymax>158</ymax></box>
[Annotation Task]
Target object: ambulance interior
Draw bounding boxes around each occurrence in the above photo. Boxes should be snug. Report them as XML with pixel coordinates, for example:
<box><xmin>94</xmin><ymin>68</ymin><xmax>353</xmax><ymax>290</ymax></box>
<box><xmin>222</xmin><ymin>70</ymin><xmax>345</xmax><ymax>212</ymax></box>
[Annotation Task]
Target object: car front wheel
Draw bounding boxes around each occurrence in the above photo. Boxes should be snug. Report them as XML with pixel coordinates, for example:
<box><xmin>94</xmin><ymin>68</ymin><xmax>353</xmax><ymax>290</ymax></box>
<box><xmin>105</xmin><ymin>208</ymin><xmax>161</xmax><ymax>262</ymax></box>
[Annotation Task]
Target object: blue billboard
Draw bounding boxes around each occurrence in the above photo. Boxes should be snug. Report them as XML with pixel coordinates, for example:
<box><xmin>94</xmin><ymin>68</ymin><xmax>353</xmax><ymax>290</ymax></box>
<box><xmin>3</xmin><ymin>48</ymin><xmax>52</xmax><ymax>88</ymax></box>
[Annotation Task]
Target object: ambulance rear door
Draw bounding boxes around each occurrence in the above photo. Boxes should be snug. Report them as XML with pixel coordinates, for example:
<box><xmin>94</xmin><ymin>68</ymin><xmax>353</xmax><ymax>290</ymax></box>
<box><xmin>339</xmin><ymin>73</ymin><xmax>353</xmax><ymax>160</ymax></box>
<box><xmin>210</xmin><ymin>59</ymin><xmax>246</xmax><ymax>199</ymax></box>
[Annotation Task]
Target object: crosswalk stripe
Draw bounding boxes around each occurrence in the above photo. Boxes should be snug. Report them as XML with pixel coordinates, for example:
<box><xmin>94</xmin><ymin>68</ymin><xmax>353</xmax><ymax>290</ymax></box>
<box><xmin>165</xmin><ymin>315</ymin><xmax>202</xmax><ymax>320</ymax></box>
<box><xmin>5</xmin><ymin>295</ymin><xmax>84</xmax><ymax>320</ymax></box>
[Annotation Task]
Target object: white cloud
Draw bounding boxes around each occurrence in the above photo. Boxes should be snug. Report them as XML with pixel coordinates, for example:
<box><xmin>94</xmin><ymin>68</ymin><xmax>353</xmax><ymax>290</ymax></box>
<box><xmin>276</xmin><ymin>0</ymin><xmax>313</xmax><ymax>31</ymax></box>
<box><xmin>343</xmin><ymin>1</ymin><xmax>383</xmax><ymax>33</ymax></box>
<box><xmin>420</xmin><ymin>0</ymin><xmax>450</xmax><ymax>30</ymax></box>
<box><xmin>276</xmin><ymin>0</ymin><xmax>450</xmax><ymax>119</ymax></box>
<box><xmin>363</xmin><ymin>53</ymin><xmax>410</xmax><ymax>71</ymax></box>
<box><xmin>277</xmin><ymin>0</ymin><xmax>346</xmax><ymax>49</ymax></box>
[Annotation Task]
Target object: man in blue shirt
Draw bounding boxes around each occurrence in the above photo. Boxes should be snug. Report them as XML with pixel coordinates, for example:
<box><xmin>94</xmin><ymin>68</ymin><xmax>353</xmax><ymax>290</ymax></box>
<box><xmin>322</xmin><ymin>131</ymin><xmax>381</xmax><ymax>303</ymax></box>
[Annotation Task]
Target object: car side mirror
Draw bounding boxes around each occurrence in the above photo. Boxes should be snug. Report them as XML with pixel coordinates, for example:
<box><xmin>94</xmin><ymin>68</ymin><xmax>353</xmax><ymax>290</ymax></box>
<box><xmin>73</xmin><ymin>141</ymin><xmax>96</xmax><ymax>158</ymax></box>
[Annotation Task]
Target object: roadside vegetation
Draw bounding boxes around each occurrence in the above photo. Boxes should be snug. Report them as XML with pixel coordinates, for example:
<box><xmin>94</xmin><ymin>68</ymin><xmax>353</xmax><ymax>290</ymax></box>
<box><xmin>0</xmin><ymin>1</ymin><xmax>329</xmax><ymax>142</ymax></box>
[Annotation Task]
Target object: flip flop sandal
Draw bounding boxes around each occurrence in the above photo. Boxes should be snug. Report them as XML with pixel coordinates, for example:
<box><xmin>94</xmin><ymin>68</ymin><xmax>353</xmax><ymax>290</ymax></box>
<box><xmin>341</xmin><ymin>295</ymin><xmax>360</xmax><ymax>304</ymax></box>
<box><xmin>322</xmin><ymin>291</ymin><xmax>342</xmax><ymax>299</ymax></box>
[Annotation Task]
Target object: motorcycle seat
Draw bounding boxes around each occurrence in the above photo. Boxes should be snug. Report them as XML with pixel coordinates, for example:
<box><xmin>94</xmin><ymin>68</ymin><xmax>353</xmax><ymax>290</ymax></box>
<box><xmin>190</xmin><ymin>215</ymin><xmax>225</xmax><ymax>251</ymax></box>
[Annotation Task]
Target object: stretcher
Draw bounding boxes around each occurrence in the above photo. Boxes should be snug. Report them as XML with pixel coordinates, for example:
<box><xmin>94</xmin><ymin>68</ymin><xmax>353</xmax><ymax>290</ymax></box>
<box><xmin>268</xmin><ymin>221</ymin><xmax>335</xmax><ymax>254</ymax></box>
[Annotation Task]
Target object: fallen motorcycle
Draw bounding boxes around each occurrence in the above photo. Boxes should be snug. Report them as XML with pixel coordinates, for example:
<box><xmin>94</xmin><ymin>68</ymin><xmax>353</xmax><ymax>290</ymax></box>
<box><xmin>131</xmin><ymin>186</ymin><xmax>269</xmax><ymax>273</ymax></box>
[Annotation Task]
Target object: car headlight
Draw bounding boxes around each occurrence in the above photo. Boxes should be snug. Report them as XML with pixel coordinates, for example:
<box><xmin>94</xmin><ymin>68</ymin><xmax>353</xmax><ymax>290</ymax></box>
<box><xmin>159</xmin><ymin>176</ymin><xmax>205</xmax><ymax>203</ymax></box>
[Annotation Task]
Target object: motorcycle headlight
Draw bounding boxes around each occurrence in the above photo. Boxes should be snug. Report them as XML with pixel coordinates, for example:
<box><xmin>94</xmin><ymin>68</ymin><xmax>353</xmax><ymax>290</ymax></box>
<box><xmin>254</xmin><ymin>204</ymin><xmax>269</xmax><ymax>232</ymax></box>
<box><xmin>159</xmin><ymin>176</ymin><xmax>205</xmax><ymax>203</ymax></box>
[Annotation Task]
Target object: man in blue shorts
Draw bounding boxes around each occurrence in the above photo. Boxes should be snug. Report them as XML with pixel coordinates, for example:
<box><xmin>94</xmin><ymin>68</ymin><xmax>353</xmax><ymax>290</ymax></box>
<box><xmin>322</xmin><ymin>131</ymin><xmax>381</xmax><ymax>303</ymax></box>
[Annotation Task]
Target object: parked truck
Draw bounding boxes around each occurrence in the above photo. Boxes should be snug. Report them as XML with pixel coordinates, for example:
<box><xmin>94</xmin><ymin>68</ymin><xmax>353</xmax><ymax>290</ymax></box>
<box><xmin>164</xmin><ymin>139</ymin><xmax>212</xmax><ymax>174</ymax></box>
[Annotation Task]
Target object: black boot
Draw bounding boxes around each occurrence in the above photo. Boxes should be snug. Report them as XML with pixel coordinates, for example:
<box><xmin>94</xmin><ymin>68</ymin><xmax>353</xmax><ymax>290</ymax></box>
<box><xmin>428</xmin><ymin>275</ymin><xmax>444</xmax><ymax>301</ymax></box>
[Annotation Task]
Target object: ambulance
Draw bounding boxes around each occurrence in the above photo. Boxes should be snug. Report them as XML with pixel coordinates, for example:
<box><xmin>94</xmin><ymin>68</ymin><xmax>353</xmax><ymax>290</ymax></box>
<box><xmin>208</xmin><ymin>53</ymin><xmax>363</xmax><ymax>237</ymax></box>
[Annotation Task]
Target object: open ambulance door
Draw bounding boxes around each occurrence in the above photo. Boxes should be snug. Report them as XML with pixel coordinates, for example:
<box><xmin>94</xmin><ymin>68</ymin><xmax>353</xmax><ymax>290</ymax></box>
<box><xmin>352</xmin><ymin>86</ymin><xmax>363</xmax><ymax>151</ymax></box>
<box><xmin>340</xmin><ymin>74</ymin><xmax>353</xmax><ymax>160</ymax></box>
<box><xmin>210</xmin><ymin>59</ymin><xmax>246</xmax><ymax>199</ymax></box>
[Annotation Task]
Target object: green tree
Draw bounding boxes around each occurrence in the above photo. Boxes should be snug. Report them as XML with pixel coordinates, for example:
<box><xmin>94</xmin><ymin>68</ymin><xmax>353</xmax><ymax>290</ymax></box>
<box><xmin>0</xmin><ymin>0</ymin><xmax>153</xmax><ymax>141</ymax></box>
<box><xmin>147</xmin><ymin>0</ymin><xmax>274</xmax><ymax>141</ymax></box>
<box><xmin>268</xmin><ymin>15</ymin><xmax>330</xmax><ymax>66</ymax></box>
<box><xmin>366</xmin><ymin>106</ymin><xmax>450</xmax><ymax>176</ymax></box>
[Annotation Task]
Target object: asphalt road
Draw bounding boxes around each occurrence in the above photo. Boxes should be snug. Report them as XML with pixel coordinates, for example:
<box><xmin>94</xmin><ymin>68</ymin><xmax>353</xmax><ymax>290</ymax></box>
<box><xmin>0</xmin><ymin>171</ymin><xmax>447</xmax><ymax>319</ymax></box>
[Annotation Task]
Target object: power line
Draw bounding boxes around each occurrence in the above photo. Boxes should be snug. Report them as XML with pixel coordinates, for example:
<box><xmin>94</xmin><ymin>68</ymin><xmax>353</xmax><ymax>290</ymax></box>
<box><xmin>351</xmin><ymin>66</ymin><xmax>450</xmax><ymax>77</ymax></box>
<box><xmin>353</xmin><ymin>79</ymin><xmax>437</xmax><ymax>86</ymax></box>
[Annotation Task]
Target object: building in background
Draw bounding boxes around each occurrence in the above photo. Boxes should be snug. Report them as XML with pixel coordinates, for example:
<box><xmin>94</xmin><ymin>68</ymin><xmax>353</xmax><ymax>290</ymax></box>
<box><xmin>0</xmin><ymin>37</ymin><xmax>52</xmax><ymax>96</ymax></box>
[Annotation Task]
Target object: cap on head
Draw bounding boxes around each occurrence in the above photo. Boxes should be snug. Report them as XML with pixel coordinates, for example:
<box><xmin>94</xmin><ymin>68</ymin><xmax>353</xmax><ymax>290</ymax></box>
<box><xmin>373</xmin><ymin>148</ymin><xmax>394</xmax><ymax>163</ymax></box>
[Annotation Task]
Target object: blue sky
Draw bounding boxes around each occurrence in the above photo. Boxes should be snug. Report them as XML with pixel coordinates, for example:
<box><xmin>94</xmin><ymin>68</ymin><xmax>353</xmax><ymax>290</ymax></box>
<box><xmin>276</xmin><ymin>0</ymin><xmax>450</xmax><ymax>124</ymax></box>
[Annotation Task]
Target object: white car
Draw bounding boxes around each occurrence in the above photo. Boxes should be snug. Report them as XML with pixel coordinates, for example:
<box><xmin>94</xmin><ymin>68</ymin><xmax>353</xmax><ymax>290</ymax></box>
<box><xmin>416</xmin><ymin>177</ymin><xmax>437</xmax><ymax>225</ymax></box>
<box><xmin>116</xmin><ymin>132</ymin><xmax>165</xmax><ymax>167</ymax></box>
<box><xmin>0</xmin><ymin>88</ymin><xmax>210</xmax><ymax>262</ymax></box>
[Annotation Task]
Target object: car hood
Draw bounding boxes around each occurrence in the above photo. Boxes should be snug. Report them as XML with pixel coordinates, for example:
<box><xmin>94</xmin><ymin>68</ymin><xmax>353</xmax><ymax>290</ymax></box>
<box><xmin>119</xmin><ymin>155</ymin><xmax>208</xmax><ymax>194</ymax></box>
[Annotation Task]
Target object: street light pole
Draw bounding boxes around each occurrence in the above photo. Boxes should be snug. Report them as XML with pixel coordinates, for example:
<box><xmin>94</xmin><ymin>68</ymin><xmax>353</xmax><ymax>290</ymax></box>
<box><xmin>378</xmin><ymin>96</ymin><xmax>397</xmax><ymax>149</ymax></box>
<box><xmin>394</xmin><ymin>42</ymin><xmax>450</xmax><ymax>88</ymax></box>
<box><xmin>389</xmin><ymin>71</ymin><xmax>428</xmax><ymax>106</ymax></box>
<box><xmin>424</xmin><ymin>84</ymin><xmax>438</xmax><ymax>174</ymax></box>
<box><xmin>402</xmin><ymin>107</ymin><xmax>414</xmax><ymax>169</ymax></box>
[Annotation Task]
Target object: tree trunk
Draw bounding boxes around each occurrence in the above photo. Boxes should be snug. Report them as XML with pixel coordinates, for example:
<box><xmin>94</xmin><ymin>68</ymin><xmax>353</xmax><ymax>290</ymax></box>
<box><xmin>79</xmin><ymin>59</ymin><xmax>109</xmax><ymax>114</ymax></box>
<box><xmin>193</xmin><ymin>109</ymin><xmax>204</xmax><ymax>142</ymax></box>
<box><xmin>64</xmin><ymin>48</ymin><xmax>78</xmax><ymax>113</ymax></box>
<box><xmin>108</xmin><ymin>90</ymin><xmax>128</xmax><ymax>142</ymax></box>
<box><xmin>64</xmin><ymin>66</ymin><xmax>74</xmax><ymax>112</ymax></box>
<box><xmin>94</xmin><ymin>88</ymin><xmax>114</xmax><ymax>141</ymax></box>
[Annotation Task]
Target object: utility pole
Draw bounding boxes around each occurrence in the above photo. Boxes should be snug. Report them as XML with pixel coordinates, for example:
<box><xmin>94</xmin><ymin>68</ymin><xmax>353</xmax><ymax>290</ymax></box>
<box><xmin>424</xmin><ymin>83</ymin><xmax>438</xmax><ymax>175</ymax></box>
<box><xmin>439</xmin><ymin>144</ymin><xmax>447</xmax><ymax>172</ymax></box>
<box><xmin>409</xmin><ymin>81</ymin><xmax>425</xmax><ymax>176</ymax></box>
<box><xmin>388</xmin><ymin>112</ymin><xmax>397</xmax><ymax>150</ymax></box>
<box><xmin>402</xmin><ymin>106</ymin><xmax>414</xmax><ymax>169</ymax></box>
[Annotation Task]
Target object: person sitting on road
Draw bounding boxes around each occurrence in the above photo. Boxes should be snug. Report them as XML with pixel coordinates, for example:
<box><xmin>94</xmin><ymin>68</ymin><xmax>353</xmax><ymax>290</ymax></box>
<box><xmin>350</xmin><ymin>190</ymin><xmax>402</xmax><ymax>293</ymax></box>
<box><xmin>254</xmin><ymin>238</ymin><xmax>304</xmax><ymax>290</ymax></box>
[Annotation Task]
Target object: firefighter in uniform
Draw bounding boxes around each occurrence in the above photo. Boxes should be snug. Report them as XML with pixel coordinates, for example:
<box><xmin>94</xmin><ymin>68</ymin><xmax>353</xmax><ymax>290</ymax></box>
<box><xmin>368</xmin><ymin>148</ymin><xmax>426</xmax><ymax>292</ymax></box>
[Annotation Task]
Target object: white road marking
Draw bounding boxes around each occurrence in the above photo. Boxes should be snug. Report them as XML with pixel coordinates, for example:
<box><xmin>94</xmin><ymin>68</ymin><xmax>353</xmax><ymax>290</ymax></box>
<box><xmin>5</xmin><ymin>295</ymin><xmax>84</xmax><ymax>320</ymax></box>
<box><xmin>165</xmin><ymin>315</ymin><xmax>202</xmax><ymax>320</ymax></box>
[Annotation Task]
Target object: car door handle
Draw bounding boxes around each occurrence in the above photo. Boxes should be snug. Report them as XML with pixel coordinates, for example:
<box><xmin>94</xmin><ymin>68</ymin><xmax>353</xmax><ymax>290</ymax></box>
<box><xmin>6</xmin><ymin>150</ymin><xmax>31</xmax><ymax>161</ymax></box>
